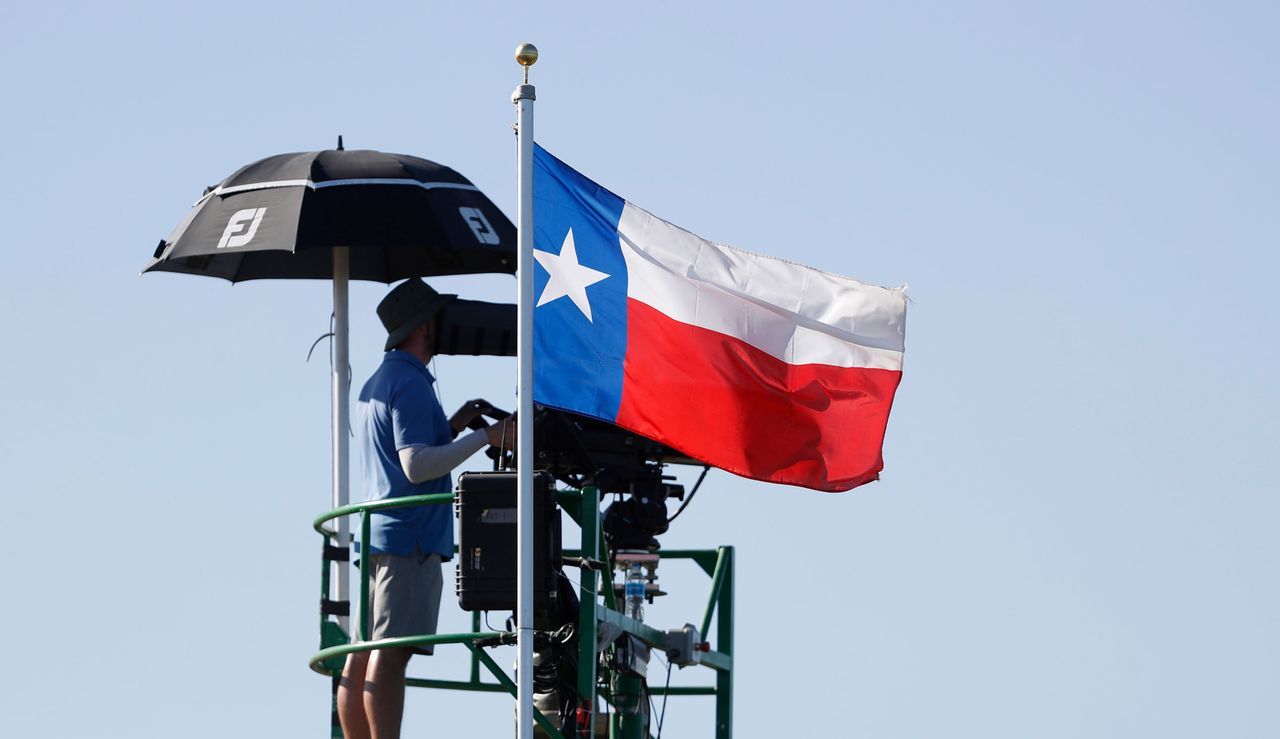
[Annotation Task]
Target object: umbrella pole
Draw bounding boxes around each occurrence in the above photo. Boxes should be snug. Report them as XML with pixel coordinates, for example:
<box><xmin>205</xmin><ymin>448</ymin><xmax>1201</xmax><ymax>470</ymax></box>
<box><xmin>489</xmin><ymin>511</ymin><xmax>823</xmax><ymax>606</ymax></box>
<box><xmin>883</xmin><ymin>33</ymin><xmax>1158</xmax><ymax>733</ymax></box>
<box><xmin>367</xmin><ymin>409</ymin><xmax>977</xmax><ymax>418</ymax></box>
<box><xmin>333</xmin><ymin>246</ymin><xmax>352</xmax><ymax>634</ymax></box>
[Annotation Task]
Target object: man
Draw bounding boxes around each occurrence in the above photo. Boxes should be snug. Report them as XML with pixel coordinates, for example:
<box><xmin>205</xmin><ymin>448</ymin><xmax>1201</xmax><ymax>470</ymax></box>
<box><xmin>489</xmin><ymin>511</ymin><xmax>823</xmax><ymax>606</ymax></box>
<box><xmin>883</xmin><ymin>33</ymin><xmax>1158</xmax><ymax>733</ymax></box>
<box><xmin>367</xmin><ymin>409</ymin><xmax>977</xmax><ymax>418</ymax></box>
<box><xmin>338</xmin><ymin>278</ymin><xmax>514</xmax><ymax>739</ymax></box>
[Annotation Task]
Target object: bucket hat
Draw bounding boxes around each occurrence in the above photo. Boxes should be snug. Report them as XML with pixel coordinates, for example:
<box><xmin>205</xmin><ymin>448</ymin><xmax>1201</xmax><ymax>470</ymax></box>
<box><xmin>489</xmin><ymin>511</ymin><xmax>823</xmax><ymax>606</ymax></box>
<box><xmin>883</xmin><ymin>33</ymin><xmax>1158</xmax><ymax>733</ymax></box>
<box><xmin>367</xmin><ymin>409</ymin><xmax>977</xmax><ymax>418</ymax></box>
<box><xmin>378</xmin><ymin>278</ymin><xmax>456</xmax><ymax>351</ymax></box>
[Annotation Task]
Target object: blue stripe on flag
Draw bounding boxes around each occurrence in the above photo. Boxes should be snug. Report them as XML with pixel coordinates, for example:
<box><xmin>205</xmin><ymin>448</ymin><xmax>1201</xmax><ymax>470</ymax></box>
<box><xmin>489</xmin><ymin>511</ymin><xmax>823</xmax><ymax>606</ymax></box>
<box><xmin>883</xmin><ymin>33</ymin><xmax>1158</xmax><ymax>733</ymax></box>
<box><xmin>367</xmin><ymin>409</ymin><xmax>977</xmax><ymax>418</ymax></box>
<box><xmin>532</xmin><ymin>145</ymin><xmax>629</xmax><ymax>422</ymax></box>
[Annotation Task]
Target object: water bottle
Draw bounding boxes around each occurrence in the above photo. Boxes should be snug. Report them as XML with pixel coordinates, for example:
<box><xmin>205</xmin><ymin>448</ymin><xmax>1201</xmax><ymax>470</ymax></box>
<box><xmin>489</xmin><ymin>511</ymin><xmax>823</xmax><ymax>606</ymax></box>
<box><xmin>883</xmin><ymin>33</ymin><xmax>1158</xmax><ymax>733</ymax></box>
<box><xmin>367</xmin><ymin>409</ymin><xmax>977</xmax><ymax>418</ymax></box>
<box><xmin>624</xmin><ymin>563</ymin><xmax>645</xmax><ymax>621</ymax></box>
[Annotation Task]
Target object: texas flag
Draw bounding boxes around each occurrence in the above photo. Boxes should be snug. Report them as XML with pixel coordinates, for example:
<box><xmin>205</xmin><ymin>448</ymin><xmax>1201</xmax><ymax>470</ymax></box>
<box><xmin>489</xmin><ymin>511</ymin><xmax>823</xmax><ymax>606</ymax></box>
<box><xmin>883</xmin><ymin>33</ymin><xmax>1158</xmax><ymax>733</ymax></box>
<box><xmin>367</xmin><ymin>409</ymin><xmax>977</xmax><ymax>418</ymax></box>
<box><xmin>532</xmin><ymin>146</ymin><xmax>906</xmax><ymax>492</ymax></box>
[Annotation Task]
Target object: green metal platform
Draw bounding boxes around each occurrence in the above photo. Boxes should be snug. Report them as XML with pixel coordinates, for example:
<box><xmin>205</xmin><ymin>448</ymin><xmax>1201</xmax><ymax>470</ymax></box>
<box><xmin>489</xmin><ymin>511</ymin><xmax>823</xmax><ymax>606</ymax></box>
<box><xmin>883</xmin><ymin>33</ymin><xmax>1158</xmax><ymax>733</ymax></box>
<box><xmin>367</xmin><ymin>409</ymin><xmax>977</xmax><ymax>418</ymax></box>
<box><xmin>310</xmin><ymin>487</ymin><xmax>734</xmax><ymax>738</ymax></box>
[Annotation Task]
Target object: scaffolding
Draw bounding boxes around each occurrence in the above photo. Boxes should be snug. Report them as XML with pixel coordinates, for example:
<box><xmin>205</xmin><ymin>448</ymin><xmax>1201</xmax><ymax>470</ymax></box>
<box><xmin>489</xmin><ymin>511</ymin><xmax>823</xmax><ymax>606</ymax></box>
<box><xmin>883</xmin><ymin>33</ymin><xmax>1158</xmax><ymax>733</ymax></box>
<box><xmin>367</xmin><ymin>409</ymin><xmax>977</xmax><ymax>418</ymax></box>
<box><xmin>310</xmin><ymin>486</ymin><xmax>734</xmax><ymax>738</ymax></box>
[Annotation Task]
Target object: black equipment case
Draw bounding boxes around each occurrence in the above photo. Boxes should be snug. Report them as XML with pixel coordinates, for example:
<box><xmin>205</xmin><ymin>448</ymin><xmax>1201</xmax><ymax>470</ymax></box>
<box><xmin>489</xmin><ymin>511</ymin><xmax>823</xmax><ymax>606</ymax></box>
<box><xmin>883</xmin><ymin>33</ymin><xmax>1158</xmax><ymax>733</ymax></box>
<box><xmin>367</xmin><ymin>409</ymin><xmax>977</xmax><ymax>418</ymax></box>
<box><xmin>455</xmin><ymin>470</ymin><xmax>560</xmax><ymax>612</ymax></box>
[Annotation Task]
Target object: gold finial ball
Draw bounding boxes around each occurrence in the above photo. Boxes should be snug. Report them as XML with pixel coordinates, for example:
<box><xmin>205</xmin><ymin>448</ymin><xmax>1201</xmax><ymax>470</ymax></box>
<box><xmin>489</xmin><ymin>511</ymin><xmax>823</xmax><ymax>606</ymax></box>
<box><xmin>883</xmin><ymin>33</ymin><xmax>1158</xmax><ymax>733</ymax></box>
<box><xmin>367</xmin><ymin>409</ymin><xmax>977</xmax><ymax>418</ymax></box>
<box><xmin>515</xmin><ymin>43</ymin><xmax>539</xmax><ymax>67</ymax></box>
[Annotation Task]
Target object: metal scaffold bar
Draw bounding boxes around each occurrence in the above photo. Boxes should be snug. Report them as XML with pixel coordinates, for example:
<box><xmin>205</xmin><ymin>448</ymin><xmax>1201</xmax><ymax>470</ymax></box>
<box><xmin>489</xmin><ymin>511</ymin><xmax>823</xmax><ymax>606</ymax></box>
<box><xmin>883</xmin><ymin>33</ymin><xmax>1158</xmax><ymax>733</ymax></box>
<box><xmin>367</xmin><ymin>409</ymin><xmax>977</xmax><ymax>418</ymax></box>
<box><xmin>715</xmin><ymin>547</ymin><xmax>735</xmax><ymax>739</ymax></box>
<box><xmin>701</xmin><ymin>548</ymin><xmax>731</xmax><ymax>638</ymax></box>
<box><xmin>359</xmin><ymin>512</ymin><xmax>371</xmax><ymax>641</ymax></box>
<box><xmin>577</xmin><ymin>486</ymin><xmax>601</xmax><ymax>729</ymax></box>
<box><xmin>470</xmin><ymin>646</ymin><xmax>567</xmax><ymax>739</ymax></box>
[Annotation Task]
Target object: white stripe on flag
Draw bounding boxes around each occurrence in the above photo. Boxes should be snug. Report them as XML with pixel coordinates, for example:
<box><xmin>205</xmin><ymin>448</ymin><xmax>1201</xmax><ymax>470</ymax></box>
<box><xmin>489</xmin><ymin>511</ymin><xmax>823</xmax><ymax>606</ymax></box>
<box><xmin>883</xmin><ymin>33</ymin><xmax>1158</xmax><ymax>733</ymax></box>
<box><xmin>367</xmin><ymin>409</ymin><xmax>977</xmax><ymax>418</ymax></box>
<box><xmin>617</xmin><ymin>203</ymin><xmax>906</xmax><ymax>371</ymax></box>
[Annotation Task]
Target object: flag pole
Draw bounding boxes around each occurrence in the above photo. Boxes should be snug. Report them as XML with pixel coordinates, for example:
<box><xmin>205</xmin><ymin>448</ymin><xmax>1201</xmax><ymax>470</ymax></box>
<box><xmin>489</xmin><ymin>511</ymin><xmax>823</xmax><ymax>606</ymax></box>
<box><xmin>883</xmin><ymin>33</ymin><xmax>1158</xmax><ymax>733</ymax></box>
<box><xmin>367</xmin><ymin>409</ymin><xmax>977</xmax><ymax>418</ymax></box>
<box><xmin>512</xmin><ymin>42</ymin><xmax>539</xmax><ymax>739</ymax></box>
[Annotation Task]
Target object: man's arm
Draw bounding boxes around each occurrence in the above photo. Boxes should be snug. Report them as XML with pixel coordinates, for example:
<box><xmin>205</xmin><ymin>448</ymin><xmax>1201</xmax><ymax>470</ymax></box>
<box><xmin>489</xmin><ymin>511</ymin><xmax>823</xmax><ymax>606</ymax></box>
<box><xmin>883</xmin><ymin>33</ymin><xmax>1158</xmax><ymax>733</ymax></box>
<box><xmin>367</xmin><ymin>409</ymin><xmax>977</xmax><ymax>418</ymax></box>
<box><xmin>396</xmin><ymin>416</ymin><xmax>516</xmax><ymax>484</ymax></box>
<box><xmin>397</xmin><ymin>432</ymin><xmax>488</xmax><ymax>484</ymax></box>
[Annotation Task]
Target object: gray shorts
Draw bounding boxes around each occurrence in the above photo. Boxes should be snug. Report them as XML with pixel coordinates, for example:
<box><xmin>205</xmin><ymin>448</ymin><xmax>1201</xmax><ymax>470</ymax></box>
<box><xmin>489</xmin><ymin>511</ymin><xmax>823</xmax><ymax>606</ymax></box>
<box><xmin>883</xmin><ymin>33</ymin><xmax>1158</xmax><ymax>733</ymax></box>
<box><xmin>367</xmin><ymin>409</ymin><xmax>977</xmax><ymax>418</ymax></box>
<box><xmin>361</xmin><ymin>552</ymin><xmax>443</xmax><ymax>654</ymax></box>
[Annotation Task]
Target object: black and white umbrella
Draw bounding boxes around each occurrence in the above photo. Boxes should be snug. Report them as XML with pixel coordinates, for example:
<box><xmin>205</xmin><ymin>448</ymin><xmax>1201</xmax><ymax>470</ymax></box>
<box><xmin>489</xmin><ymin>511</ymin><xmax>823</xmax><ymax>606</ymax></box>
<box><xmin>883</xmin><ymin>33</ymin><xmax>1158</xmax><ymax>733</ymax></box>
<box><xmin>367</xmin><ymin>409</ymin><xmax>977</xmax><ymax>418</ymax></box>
<box><xmin>143</xmin><ymin>145</ymin><xmax>515</xmax><ymax>627</ymax></box>
<box><xmin>144</xmin><ymin>146</ymin><xmax>514</xmax><ymax>280</ymax></box>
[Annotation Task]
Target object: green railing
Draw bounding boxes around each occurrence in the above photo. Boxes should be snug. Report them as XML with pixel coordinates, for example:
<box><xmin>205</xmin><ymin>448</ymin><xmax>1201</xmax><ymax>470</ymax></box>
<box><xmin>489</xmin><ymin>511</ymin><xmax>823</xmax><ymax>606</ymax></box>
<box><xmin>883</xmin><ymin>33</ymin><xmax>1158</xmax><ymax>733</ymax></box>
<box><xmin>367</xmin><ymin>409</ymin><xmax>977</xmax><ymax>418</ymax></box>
<box><xmin>310</xmin><ymin>487</ymin><xmax>734</xmax><ymax>738</ymax></box>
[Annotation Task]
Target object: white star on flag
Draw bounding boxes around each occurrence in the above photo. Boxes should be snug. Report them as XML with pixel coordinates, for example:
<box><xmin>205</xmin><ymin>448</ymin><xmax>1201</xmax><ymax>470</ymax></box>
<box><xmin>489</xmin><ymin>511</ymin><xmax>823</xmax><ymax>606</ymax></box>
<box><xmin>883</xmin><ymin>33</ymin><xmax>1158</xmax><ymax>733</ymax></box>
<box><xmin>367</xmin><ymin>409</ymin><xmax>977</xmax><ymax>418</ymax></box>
<box><xmin>533</xmin><ymin>228</ymin><xmax>610</xmax><ymax>322</ymax></box>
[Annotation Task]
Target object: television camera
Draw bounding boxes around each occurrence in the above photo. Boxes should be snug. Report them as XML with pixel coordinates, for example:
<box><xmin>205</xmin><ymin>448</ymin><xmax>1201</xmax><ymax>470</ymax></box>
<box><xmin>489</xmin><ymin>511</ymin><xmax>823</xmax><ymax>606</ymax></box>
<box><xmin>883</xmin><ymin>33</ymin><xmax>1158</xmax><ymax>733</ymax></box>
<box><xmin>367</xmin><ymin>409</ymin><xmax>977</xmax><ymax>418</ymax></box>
<box><xmin>436</xmin><ymin>298</ymin><xmax>705</xmax><ymax>551</ymax></box>
<box><xmin>441</xmin><ymin>300</ymin><xmax>713</xmax><ymax>736</ymax></box>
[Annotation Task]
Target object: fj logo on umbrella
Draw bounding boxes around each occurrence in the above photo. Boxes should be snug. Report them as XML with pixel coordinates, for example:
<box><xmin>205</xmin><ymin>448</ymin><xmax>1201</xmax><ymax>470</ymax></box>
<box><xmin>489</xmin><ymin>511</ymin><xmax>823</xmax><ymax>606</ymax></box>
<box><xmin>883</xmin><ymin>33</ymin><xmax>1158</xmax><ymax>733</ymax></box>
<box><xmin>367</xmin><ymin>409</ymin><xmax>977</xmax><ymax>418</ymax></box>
<box><xmin>216</xmin><ymin>207</ymin><xmax>267</xmax><ymax>249</ymax></box>
<box><xmin>459</xmin><ymin>207</ymin><xmax>500</xmax><ymax>245</ymax></box>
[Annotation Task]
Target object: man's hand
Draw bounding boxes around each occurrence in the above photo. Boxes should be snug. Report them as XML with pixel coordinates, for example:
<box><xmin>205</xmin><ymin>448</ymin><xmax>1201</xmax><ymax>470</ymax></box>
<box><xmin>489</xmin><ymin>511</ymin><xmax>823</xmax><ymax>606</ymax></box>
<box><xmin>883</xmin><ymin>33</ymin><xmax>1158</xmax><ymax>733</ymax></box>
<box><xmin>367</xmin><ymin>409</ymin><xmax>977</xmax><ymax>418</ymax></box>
<box><xmin>484</xmin><ymin>413</ymin><xmax>517</xmax><ymax>448</ymax></box>
<box><xmin>449</xmin><ymin>398</ymin><xmax>505</xmax><ymax>438</ymax></box>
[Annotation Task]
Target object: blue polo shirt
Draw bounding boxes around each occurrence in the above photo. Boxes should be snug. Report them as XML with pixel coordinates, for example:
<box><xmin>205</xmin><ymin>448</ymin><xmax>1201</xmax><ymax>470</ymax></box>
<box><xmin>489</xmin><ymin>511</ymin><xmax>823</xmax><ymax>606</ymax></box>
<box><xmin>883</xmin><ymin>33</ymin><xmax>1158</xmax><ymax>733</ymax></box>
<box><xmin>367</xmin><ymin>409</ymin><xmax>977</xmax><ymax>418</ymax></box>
<box><xmin>357</xmin><ymin>350</ymin><xmax>455</xmax><ymax>558</ymax></box>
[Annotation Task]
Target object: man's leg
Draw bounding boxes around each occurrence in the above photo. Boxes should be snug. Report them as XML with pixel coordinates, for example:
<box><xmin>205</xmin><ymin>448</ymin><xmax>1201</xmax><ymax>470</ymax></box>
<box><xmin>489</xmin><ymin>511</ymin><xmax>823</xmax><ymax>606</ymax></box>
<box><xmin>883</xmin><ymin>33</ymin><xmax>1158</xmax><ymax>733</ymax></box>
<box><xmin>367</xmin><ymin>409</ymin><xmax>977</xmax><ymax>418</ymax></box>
<box><xmin>338</xmin><ymin>652</ymin><xmax>372</xmax><ymax>739</ymax></box>
<box><xmin>356</xmin><ymin>551</ymin><xmax>440</xmax><ymax>739</ymax></box>
<box><xmin>364</xmin><ymin>647</ymin><xmax>414</xmax><ymax>739</ymax></box>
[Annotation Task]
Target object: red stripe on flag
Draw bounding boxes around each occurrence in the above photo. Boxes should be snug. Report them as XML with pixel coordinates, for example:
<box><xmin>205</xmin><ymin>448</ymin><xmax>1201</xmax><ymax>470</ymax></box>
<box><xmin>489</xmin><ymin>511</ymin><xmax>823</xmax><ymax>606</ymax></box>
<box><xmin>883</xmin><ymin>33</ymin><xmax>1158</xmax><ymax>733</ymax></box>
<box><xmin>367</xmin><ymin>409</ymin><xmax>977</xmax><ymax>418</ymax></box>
<box><xmin>616</xmin><ymin>300</ymin><xmax>902</xmax><ymax>492</ymax></box>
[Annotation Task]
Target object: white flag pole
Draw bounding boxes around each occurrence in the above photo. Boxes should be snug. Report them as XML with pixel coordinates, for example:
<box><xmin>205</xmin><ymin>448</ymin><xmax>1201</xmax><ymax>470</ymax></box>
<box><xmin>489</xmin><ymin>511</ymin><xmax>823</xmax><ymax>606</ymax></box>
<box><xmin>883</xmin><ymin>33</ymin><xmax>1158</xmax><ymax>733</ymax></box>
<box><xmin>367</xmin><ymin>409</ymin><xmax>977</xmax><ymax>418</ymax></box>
<box><xmin>512</xmin><ymin>42</ymin><xmax>539</xmax><ymax>739</ymax></box>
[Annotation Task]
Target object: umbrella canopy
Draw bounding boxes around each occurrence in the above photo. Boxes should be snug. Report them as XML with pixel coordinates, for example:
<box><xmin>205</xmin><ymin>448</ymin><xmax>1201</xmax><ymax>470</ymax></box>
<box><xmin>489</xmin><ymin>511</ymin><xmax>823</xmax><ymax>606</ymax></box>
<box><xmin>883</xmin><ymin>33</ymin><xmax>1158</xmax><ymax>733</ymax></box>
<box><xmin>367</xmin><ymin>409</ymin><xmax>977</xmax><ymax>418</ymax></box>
<box><xmin>143</xmin><ymin>148</ymin><xmax>516</xmax><ymax>281</ymax></box>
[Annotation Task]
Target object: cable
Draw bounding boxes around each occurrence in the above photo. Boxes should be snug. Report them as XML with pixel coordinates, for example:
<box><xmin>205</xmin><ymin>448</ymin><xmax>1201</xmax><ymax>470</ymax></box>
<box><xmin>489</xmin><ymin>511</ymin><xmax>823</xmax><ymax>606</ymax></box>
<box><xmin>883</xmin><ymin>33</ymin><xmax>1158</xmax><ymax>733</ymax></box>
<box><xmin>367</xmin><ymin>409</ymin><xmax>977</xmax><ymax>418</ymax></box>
<box><xmin>429</xmin><ymin>355</ymin><xmax>443</xmax><ymax>407</ymax></box>
<box><xmin>306</xmin><ymin>313</ymin><xmax>354</xmax><ymax>437</ymax></box>
<box><xmin>305</xmin><ymin>332</ymin><xmax>334</xmax><ymax>362</ymax></box>
<box><xmin>483</xmin><ymin>404</ymin><xmax>513</xmax><ymax>471</ymax></box>
<box><xmin>556</xmin><ymin>568</ymin><xmax>583</xmax><ymax>593</ymax></box>
<box><xmin>667</xmin><ymin>466</ymin><xmax>710</xmax><ymax>524</ymax></box>
<box><xmin>655</xmin><ymin>658</ymin><xmax>673</xmax><ymax>738</ymax></box>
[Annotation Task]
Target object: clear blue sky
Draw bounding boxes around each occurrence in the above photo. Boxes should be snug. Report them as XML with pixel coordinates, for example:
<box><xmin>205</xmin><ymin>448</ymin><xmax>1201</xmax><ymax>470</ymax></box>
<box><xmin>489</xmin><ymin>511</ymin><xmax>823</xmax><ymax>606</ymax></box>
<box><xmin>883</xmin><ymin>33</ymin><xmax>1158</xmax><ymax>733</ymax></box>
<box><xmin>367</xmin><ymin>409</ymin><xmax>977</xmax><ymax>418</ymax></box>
<box><xmin>2</xmin><ymin>2</ymin><xmax>1277</xmax><ymax>737</ymax></box>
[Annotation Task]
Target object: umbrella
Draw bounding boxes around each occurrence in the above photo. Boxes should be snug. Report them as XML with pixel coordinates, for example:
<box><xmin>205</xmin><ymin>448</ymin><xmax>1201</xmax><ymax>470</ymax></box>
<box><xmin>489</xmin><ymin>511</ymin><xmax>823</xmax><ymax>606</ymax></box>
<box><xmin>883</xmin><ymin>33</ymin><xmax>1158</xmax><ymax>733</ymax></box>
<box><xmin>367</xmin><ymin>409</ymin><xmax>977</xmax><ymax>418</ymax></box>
<box><xmin>145</xmin><ymin>146</ymin><xmax>515</xmax><ymax>279</ymax></box>
<box><xmin>143</xmin><ymin>144</ymin><xmax>516</xmax><ymax>628</ymax></box>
